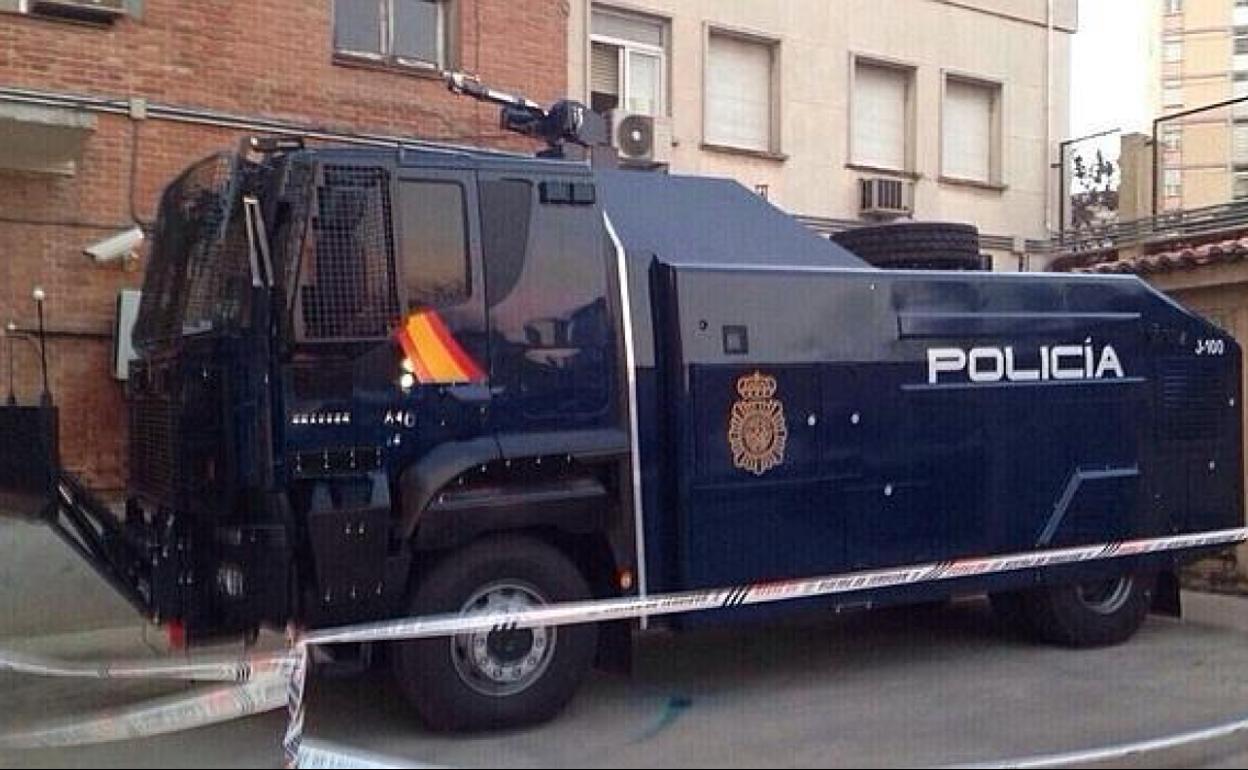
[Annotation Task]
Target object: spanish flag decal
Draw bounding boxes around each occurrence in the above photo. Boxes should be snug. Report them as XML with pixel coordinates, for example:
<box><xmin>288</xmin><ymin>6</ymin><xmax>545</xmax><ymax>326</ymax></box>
<box><xmin>396</xmin><ymin>309</ymin><xmax>486</xmax><ymax>385</ymax></box>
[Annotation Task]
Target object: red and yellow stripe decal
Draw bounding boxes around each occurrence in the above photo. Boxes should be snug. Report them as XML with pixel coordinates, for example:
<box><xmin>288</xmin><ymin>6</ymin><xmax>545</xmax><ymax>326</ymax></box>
<box><xmin>395</xmin><ymin>309</ymin><xmax>486</xmax><ymax>385</ymax></box>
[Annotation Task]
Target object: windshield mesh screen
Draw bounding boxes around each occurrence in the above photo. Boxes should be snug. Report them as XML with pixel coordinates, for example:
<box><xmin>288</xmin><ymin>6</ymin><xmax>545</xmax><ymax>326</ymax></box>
<box><xmin>133</xmin><ymin>153</ymin><xmax>251</xmax><ymax>348</ymax></box>
<box><xmin>296</xmin><ymin>165</ymin><xmax>400</xmax><ymax>340</ymax></box>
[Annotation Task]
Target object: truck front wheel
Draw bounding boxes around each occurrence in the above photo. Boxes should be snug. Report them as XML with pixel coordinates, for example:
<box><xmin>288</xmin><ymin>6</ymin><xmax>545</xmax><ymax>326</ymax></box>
<box><xmin>391</xmin><ymin>534</ymin><xmax>598</xmax><ymax>731</ymax></box>
<box><xmin>994</xmin><ymin>572</ymin><xmax>1155</xmax><ymax>648</ymax></box>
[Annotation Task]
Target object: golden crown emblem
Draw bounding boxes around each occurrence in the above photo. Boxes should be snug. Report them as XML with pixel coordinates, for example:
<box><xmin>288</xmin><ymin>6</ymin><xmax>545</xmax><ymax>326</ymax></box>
<box><xmin>736</xmin><ymin>371</ymin><xmax>777</xmax><ymax>401</ymax></box>
<box><xmin>728</xmin><ymin>371</ymin><xmax>787</xmax><ymax>476</ymax></box>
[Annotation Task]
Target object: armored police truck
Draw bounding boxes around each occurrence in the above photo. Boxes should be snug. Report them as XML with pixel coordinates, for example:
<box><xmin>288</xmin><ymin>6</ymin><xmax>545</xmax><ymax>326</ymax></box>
<box><xmin>0</xmin><ymin>76</ymin><xmax>1244</xmax><ymax>731</ymax></box>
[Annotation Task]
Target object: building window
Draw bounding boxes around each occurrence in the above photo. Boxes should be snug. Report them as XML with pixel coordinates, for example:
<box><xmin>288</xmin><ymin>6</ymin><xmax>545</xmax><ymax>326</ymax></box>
<box><xmin>1163</xmin><ymin>41</ymin><xmax>1182</xmax><ymax>63</ymax></box>
<box><xmin>1237</xmin><ymin>29</ymin><xmax>1248</xmax><ymax>55</ymax></box>
<box><xmin>334</xmin><ymin>0</ymin><xmax>450</xmax><ymax>70</ymax></box>
<box><xmin>1164</xmin><ymin>168</ymin><xmax>1182</xmax><ymax>198</ymax></box>
<box><xmin>590</xmin><ymin>7</ymin><xmax>667</xmax><ymax>117</ymax></box>
<box><xmin>705</xmin><ymin>30</ymin><xmax>778</xmax><ymax>154</ymax></box>
<box><xmin>1235</xmin><ymin>125</ymin><xmax>1248</xmax><ymax>165</ymax></box>
<box><xmin>399</xmin><ymin>180</ymin><xmax>470</xmax><ymax>310</ymax></box>
<box><xmin>1162</xmin><ymin>81</ymin><xmax>1183</xmax><ymax>108</ymax></box>
<box><xmin>1236</xmin><ymin>74</ymin><xmax>1248</xmax><ymax>118</ymax></box>
<box><xmin>1</xmin><ymin>0</ymin><xmax>134</xmax><ymax>20</ymax></box>
<box><xmin>1161</xmin><ymin>123</ymin><xmax>1182</xmax><ymax>151</ymax></box>
<box><xmin>942</xmin><ymin>75</ymin><xmax>1002</xmax><ymax>184</ymax></box>
<box><xmin>1235</xmin><ymin>169</ymin><xmax>1248</xmax><ymax>200</ymax></box>
<box><xmin>1235</xmin><ymin>28</ymin><xmax>1248</xmax><ymax>71</ymax></box>
<box><xmin>1164</xmin><ymin>0</ymin><xmax>1182</xmax><ymax>12</ymax></box>
<box><xmin>851</xmin><ymin>58</ymin><xmax>914</xmax><ymax>172</ymax></box>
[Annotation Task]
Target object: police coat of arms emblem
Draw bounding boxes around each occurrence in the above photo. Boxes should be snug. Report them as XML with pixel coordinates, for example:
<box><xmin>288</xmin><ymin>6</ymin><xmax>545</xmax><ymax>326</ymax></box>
<box><xmin>727</xmin><ymin>371</ymin><xmax>788</xmax><ymax>476</ymax></box>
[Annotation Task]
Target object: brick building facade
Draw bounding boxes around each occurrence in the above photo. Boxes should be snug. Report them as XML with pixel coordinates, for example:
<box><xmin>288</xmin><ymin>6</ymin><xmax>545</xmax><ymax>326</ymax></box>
<box><xmin>0</xmin><ymin>0</ymin><xmax>567</xmax><ymax>490</ymax></box>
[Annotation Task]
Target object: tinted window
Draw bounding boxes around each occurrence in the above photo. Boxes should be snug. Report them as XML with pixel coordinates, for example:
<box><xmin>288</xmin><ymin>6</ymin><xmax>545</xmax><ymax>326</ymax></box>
<box><xmin>480</xmin><ymin>180</ymin><xmax>532</xmax><ymax>307</ymax></box>
<box><xmin>400</xmin><ymin>181</ymin><xmax>470</xmax><ymax>310</ymax></box>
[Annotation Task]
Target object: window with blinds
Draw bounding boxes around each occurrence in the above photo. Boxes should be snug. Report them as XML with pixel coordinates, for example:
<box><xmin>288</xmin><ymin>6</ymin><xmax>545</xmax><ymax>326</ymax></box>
<box><xmin>942</xmin><ymin>76</ymin><xmax>1000</xmax><ymax>184</ymax></box>
<box><xmin>852</xmin><ymin>59</ymin><xmax>912</xmax><ymax>171</ymax></box>
<box><xmin>705</xmin><ymin>31</ymin><xmax>776</xmax><ymax>153</ymax></box>
<box><xmin>590</xmin><ymin>6</ymin><xmax>666</xmax><ymax>117</ymax></box>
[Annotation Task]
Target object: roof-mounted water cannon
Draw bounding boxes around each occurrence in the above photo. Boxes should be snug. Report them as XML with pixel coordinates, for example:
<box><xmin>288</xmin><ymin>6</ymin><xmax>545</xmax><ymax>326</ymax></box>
<box><xmin>445</xmin><ymin>71</ymin><xmax>614</xmax><ymax>165</ymax></box>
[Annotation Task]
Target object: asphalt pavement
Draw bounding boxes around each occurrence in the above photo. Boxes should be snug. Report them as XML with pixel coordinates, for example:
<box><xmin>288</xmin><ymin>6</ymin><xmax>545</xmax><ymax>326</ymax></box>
<box><xmin>4</xmin><ymin>514</ymin><xmax>1248</xmax><ymax>768</ymax></box>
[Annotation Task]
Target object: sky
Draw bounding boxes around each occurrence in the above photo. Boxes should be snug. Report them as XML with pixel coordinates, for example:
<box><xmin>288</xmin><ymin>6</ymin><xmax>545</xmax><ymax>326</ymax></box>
<box><xmin>1069</xmin><ymin>0</ymin><xmax>1155</xmax><ymax>138</ymax></box>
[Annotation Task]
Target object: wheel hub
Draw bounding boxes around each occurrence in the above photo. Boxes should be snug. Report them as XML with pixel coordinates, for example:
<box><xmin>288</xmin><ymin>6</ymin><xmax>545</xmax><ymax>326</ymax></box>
<box><xmin>451</xmin><ymin>581</ymin><xmax>555</xmax><ymax>697</ymax></box>
<box><xmin>1075</xmin><ymin>575</ymin><xmax>1134</xmax><ymax>615</ymax></box>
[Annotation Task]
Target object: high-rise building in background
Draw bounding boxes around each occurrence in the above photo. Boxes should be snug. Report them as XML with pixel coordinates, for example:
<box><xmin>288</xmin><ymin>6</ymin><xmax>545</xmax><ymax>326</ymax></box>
<box><xmin>1156</xmin><ymin>0</ymin><xmax>1248</xmax><ymax>210</ymax></box>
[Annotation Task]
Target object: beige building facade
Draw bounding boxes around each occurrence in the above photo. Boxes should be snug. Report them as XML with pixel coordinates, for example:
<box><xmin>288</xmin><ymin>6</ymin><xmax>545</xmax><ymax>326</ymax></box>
<box><xmin>1156</xmin><ymin>0</ymin><xmax>1248</xmax><ymax>211</ymax></box>
<box><xmin>568</xmin><ymin>0</ymin><xmax>1077</xmax><ymax>267</ymax></box>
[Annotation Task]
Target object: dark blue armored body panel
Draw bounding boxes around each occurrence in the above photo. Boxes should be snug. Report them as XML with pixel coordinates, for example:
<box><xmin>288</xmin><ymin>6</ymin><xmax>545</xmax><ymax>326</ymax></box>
<box><xmin>643</xmin><ymin>263</ymin><xmax>1241</xmax><ymax>599</ymax></box>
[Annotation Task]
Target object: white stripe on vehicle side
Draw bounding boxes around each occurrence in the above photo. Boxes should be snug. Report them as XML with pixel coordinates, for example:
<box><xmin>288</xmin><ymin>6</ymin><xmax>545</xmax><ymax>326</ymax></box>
<box><xmin>604</xmin><ymin>211</ymin><xmax>649</xmax><ymax>629</ymax></box>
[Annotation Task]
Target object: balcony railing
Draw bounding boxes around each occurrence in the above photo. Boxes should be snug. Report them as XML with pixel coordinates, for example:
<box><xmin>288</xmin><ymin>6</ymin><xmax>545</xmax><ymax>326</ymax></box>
<box><xmin>1047</xmin><ymin>199</ymin><xmax>1248</xmax><ymax>257</ymax></box>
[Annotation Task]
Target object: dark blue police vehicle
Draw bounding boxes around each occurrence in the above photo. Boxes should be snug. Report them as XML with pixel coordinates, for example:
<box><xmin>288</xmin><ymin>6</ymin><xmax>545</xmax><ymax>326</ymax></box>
<box><xmin>1</xmin><ymin>76</ymin><xmax>1244</xmax><ymax>731</ymax></box>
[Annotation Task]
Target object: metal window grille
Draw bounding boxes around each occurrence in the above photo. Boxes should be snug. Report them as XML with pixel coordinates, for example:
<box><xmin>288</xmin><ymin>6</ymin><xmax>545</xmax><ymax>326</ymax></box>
<box><xmin>297</xmin><ymin>165</ymin><xmax>400</xmax><ymax>341</ymax></box>
<box><xmin>133</xmin><ymin>153</ymin><xmax>251</xmax><ymax>348</ymax></box>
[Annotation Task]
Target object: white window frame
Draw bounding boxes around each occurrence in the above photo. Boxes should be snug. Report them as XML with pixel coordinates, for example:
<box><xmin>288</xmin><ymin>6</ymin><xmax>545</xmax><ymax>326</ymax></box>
<box><xmin>702</xmin><ymin>24</ymin><xmax>782</xmax><ymax>157</ymax></box>
<box><xmin>940</xmin><ymin>71</ymin><xmax>1005</xmax><ymax>187</ymax></box>
<box><xmin>1163</xmin><ymin>40</ymin><xmax>1182</xmax><ymax>64</ymax></box>
<box><xmin>1162</xmin><ymin>81</ymin><xmax>1183</xmax><ymax>108</ymax></box>
<box><xmin>1234</xmin><ymin>169</ymin><xmax>1248</xmax><ymax>200</ymax></box>
<box><xmin>848</xmin><ymin>53</ymin><xmax>917</xmax><ymax>174</ymax></box>
<box><xmin>1164</xmin><ymin>168</ymin><xmax>1182</xmax><ymax>198</ymax></box>
<box><xmin>1164</xmin><ymin>0</ymin><xmax>1182</xmax><ymax>14</ymax></box>
<box><xmin>4</xmin><ymin>0</ymin><xmax>140</xmax><ymax>17</ymax></box>
<box><xmin>1161</xmin><ymin>123</ymin><xmax>1182</xmax><ymax>151</ymax></box>
<box><xmin>333</xmin><ymin>0</ymin><xmax>450</xmax><ymax>71</ymax></box>
<box><xmin>589</xmin><ymin>6</ymin><xmax>668</xmax><ymax>117</ymax></box>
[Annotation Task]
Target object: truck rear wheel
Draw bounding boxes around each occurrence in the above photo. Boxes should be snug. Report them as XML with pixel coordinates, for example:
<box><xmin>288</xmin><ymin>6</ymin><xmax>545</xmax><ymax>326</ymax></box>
<box><xmin>994</xmin><ymin>572</ymin><xmax>1154</xmax><ymax>648</ymax></box>
<box><xmin>391</xmin><ymin>534</ymin><xmax>598</xmax><ymax>731</ymax></box>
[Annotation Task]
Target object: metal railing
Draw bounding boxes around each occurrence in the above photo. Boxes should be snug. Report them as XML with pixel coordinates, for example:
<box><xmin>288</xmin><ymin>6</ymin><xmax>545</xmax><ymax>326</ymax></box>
<box><xmin>1045</xmin><ymin>199</ymin><xmax>1248</xmax><ymax>257</ymax></box>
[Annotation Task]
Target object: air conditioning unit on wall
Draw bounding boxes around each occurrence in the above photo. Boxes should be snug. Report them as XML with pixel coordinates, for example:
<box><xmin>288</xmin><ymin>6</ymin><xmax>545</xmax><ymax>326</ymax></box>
<box><xmin>29</xmin><ymin>0</ymin><xmax>127</xmax><ymax>21</ymax></box>
<box><xmin>859</xmin><ymin>176</ymin><xmax>914</xmax><ymax>218</ymax></box>
<box><xmin>607</xmin><ymin>111</ymin><xmax>673</xmax><ymax>167</ymax></box>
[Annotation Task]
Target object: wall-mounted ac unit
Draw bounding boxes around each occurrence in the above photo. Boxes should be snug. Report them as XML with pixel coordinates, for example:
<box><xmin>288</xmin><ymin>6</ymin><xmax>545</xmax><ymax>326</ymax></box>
<box><xmin>859</xmin><ymin>176</ymin><xmax>913</xmax><ymax>218</ymax></box>
<box><xmin>30</xmin><ymin>0</ymin><xmax>126</xmax><ymax>21</ymax></box>
<box><xmin>607</xmin><ymin>111</ymin><xmax>673</xmax><ymax>167</ymax></box>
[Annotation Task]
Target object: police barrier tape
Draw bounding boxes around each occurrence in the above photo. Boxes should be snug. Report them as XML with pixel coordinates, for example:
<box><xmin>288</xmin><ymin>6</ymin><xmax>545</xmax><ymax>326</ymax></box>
<box><xmin>301</xmin><ymin>527</ymin><xmax>1248</xmax><ymax>647</ymax></box>
<box><xmin>0</xmin><ymin>674</ymin><xmax>290</xmax><ymax>749</ymax></box>
<box><xmin>278</xmin><ymin>526</ymin><xmax>1248</xmax><ymax>766</ymax></box>
<box><xmin>946</xmin><ymin>711</ymin><xmax>1248</xmax><ymax>769</ymax></box>
<box><xmin>3</xmin><ymin>526</ymin><xmax>1247</xmax><ymax>763</ymax></box>
<box><xmin>0</xmin><ymin>646</ymin><xmax>295</xmax><ymax>683</ymax></box>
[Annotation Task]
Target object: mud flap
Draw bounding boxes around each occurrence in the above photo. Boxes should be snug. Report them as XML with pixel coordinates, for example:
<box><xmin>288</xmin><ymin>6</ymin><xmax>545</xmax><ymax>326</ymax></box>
<box><xmin>1151</xmin><ymin>570</ymin><xmax>1182</xmax><ymax>617</ymax></box>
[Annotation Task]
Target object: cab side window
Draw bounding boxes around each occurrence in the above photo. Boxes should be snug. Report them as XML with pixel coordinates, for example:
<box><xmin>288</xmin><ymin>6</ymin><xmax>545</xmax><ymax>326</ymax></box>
<box><xmin>399</xmin><ymin>180</ymin><xmax>471</xmax><ymax>310</ymax></box>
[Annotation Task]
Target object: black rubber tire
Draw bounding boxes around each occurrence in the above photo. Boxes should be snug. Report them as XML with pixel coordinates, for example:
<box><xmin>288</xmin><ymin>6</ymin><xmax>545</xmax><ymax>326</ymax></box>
<box><xmin>989</xmin><ymin>591</ymin><xmax>1042</xmax><ymax>641</ymax></box>
<box><xmin>1011</xmin><ymin>572</ymin><xmax>1155</xmax><ymax>648</ymax></box>
<box><xmin>831</xmin><ymin>222</ymin><xmax>988</xmax><ymax>271</ymax></box>
<box><xmin>391</xmin><ymin>534</ymin><xmax>598</xmax><ymax>731</ymax></box>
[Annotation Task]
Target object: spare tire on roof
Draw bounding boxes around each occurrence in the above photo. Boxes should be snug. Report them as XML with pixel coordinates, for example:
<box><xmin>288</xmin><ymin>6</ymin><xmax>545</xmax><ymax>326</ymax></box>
<box><xmin>830</xmin><ymin>222</ymin><xmax>989</xmax><ymax>271</ymax></box>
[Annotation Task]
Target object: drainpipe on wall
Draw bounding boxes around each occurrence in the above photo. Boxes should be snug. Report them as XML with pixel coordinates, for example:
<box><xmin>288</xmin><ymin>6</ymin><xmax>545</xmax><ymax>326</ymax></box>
<box><xmin>1043</xmin><ymin>0</ymin><xmax>1055</xmax><ymax>265</ymax></box>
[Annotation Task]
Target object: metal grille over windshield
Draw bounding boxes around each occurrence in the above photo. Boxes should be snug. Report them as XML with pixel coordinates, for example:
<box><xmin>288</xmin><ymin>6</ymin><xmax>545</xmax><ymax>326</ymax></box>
<box><xmin>296</xmin><ymin>165</ymin><xmax>400</xmax><ymax>340</ymax></box>
<box><xmin>133</xmin><ymin>153</ymin><xmax>251</xmax><ymax>348</ymax></box>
